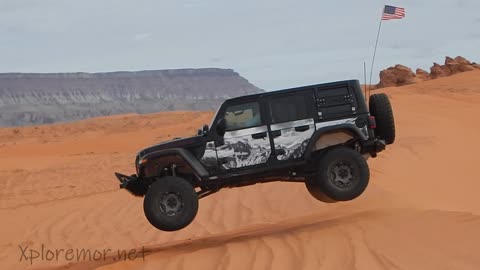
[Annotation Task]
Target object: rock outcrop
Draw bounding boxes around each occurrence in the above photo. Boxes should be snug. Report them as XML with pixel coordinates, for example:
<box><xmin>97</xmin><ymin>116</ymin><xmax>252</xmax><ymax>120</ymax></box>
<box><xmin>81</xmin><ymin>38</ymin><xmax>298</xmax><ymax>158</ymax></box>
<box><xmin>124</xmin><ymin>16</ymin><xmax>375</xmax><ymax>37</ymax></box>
<box><xmin>415</xmin><ymin>68</ymin><xmax>430</xmax><ymax>81</ymax></box>
<box><xmin>377</xmin><ymin>56</ymin><xmax>480</xmax><ymax>88</ymax></box>
<box><xmin>431</xmin><ymin>56</ymin><xmax>477</xmax><ymax>78</ymax></box>
<box><xmin>0</xmin><ymin>69</ymin><xmax>262</xmax><ymax>126</ymax></box>
<box><xmin>377</xmin><ymin>65</ymin><xmax>416</xmax><ymax>88</ymax></box>
<box><xmin>430</xmin><ymin>63</ymin><xmax>448</xmax><ymax>79</ymax></box>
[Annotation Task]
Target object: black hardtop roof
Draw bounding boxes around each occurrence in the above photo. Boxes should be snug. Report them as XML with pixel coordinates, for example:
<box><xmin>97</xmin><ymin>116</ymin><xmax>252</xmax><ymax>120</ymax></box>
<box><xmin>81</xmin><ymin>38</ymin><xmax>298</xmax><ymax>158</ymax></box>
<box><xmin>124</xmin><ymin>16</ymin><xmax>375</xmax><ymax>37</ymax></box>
<box><xmin>226</xmin><ymin>79</ymin><xmax>360</xmax><ymax>103</ymax></box>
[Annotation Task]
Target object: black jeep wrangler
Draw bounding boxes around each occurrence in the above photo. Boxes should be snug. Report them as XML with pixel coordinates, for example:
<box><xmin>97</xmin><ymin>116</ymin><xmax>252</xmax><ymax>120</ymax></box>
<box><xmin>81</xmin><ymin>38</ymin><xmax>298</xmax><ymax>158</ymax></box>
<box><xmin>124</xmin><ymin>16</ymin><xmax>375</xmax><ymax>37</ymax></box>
<box><xmin>115</xmin><ymin>80</ymin><xmax>395</xmax><ymax>231</ymax></box>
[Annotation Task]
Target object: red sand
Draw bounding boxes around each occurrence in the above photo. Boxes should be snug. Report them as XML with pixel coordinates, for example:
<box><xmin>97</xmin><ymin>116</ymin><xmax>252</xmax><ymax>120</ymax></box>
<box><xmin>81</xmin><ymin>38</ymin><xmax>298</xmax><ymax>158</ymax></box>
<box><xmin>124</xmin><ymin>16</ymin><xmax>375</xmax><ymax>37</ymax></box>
<box><xmin>1</xmin><ymin>70</ymin><xmax>480</xmax><ymax>270</ymax></box>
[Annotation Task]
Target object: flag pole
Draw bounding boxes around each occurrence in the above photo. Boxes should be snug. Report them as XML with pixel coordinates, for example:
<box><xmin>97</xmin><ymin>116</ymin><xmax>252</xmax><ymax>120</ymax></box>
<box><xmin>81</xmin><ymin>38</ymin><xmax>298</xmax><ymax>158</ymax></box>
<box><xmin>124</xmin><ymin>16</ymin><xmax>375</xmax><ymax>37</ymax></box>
<box><xmin>368</xmin><ymin>6</ymin><xmax>385</xmax><ymax>94</ymax></box>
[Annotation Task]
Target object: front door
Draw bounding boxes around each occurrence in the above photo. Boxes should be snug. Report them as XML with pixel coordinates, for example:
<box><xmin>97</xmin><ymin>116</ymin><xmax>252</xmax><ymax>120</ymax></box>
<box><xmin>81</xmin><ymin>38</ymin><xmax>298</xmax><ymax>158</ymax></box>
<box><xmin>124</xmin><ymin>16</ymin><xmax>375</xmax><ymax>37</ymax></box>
<box><xmin>216</xmin><ymin>101</ymin><xmax>272</xmax><ymax>170</ymax></box>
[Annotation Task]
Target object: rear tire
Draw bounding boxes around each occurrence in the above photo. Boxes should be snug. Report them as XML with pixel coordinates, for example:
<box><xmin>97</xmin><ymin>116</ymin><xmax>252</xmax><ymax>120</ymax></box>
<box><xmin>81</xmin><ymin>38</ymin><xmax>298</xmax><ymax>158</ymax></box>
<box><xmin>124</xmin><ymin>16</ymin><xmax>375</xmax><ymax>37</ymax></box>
<box><xmin>369</xmin><ymin>93</ymin><xmax>395</xmax><ymax>145</ymax></box>
<box><xmin>307</xmin><ymin>147</ymin><xmax>369</xmax><ymax>201</ymax></box>
<box><xmin>143</xmin><ymin>176</ymin><xmax>198</xmax><ymax>231</ymax></box>
<box><xmin>305</xmin><ymin>177</ymin><xmax>337</xmax><ymax>203</ymax></box>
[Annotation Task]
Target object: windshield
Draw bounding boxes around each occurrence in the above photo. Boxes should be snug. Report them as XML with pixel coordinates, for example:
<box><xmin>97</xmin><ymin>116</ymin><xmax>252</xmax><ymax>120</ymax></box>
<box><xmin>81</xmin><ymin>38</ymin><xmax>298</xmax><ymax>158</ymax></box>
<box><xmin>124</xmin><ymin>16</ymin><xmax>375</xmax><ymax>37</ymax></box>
<box><xmin>210</xmin><ymin>105</ymin><xmax>222</xmax><ymax>127</ymax></box>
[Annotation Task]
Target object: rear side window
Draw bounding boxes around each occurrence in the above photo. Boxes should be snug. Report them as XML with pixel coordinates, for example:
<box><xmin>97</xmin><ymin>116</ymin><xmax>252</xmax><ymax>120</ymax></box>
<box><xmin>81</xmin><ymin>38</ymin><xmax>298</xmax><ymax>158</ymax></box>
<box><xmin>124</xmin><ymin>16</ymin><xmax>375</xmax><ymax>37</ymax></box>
<box><xmin>315</xmin><ymin>85</ymin><xmax>358</xmax><ymax>120</ymax></box>
<box><xmin>269</xmin><ymin>94</ymin><xmax>309</xmax><ymax>124</ymax></box>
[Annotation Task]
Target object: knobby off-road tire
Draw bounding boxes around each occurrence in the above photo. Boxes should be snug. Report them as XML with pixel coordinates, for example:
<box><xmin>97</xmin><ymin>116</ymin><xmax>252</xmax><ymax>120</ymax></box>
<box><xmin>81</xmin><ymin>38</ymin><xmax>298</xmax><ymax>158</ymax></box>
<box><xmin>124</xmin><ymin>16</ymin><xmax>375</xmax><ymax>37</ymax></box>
<box><xmin>305</xmin><ymin>178</ymin><xmax>337</xmax><ymax>203</ymax></box>
<box><xmin>306</xmin><ymin>147</ymin><xmax>370</xmax><ymax>202</ymax></box>
<box><xmin>144</xmin><ymin>176</ymin><xmax>198</xmax><ymax>231</ymax></box>
<box><xmin>369</xmin><ymin>93</ymin><xmax>395</xmax><ymax>145</ymax></box>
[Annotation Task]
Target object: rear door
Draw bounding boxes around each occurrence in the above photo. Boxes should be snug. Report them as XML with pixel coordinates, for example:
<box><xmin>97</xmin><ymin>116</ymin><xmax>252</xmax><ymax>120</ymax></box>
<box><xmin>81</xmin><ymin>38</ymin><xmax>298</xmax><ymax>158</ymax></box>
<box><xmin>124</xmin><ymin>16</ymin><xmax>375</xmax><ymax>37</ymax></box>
<box><xmin>268</xmin><ymin>91</ymin><xmax>316</xmax><ymax>161</ymax></box>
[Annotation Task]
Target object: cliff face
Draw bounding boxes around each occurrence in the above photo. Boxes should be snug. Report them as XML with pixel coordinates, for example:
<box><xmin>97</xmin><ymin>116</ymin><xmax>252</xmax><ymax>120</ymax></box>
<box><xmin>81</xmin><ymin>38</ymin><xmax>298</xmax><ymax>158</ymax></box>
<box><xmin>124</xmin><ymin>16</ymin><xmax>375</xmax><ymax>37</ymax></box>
<box><xmin>0</xmin><ymin>68</ymin><xmax>262</xmax><ymax>126</ymax></box>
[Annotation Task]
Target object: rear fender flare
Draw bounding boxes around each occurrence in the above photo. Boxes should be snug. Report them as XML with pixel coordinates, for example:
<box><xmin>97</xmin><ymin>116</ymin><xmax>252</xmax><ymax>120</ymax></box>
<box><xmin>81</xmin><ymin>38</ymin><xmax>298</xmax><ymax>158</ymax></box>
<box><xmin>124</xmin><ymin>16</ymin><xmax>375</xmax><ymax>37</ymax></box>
<box><xmin>305</xmin><ymin>124</ymin><xmax>366</xmax><ymax>160</ymax></box>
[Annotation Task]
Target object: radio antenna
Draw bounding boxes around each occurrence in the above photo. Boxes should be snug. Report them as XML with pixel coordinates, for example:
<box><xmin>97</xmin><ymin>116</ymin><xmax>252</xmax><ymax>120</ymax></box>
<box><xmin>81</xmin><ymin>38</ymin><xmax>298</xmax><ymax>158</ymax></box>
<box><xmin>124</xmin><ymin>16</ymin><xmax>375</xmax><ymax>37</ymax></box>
<box><xmin>364</xmin><ymin>61</ymin><xmax>368</xmax><ymax>103</ymax></box>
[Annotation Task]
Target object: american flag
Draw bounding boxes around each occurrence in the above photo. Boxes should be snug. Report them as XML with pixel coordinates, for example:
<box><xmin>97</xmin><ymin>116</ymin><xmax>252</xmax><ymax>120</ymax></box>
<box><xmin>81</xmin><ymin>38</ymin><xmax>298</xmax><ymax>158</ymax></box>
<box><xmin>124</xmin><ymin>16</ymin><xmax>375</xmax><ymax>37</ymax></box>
<box><xmin>382</xmin><ymin>5</ymin><xmax>405</xmax><ymax>20</ymax></box>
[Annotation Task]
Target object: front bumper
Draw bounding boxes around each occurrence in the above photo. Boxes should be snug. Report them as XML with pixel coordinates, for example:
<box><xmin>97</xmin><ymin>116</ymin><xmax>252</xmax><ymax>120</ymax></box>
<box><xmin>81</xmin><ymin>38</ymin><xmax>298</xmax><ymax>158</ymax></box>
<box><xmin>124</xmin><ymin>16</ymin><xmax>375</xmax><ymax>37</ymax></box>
<box><xmin>115</xmin><ymin>172</ymin><xmax>147</xmax><ymax>196</ymax></box>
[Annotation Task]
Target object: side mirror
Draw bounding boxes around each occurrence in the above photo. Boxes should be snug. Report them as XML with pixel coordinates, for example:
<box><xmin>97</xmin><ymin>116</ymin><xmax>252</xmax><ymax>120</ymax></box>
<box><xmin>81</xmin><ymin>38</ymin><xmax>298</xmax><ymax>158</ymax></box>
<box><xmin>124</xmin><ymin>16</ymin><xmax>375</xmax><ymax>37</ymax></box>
<box><xmin>216</xmin><ymin>118</ymin><xmax>226</xmax><ymax>137</ymax></box>
<box><xmin>197</xmin><ymin>124</ymin><xmax>209</xmax><ymax>135</ymax></box>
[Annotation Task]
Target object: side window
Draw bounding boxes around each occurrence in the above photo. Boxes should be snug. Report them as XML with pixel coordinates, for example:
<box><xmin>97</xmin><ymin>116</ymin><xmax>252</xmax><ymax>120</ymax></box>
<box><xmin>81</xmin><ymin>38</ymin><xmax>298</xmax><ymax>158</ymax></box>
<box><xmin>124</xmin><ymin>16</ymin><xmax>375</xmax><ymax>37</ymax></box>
<box><xmin>223</xmin><ymin>102</ymin><xmax>262</xmax><ymax>131</ymax></box>
<box><xmin>269</xmin><ymin>94</ymin><xmax>309</xmax><ymax>124</ymax></box>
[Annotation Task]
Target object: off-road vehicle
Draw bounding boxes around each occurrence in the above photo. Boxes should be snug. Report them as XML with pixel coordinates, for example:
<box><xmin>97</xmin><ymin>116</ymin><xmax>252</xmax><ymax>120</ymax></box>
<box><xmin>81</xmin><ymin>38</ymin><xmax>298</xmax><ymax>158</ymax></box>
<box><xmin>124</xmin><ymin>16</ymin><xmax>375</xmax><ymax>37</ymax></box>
<box><xmin>115</xmin><ymin>80</ymin><xmax>395</xmax><ymax>231</ymax></box>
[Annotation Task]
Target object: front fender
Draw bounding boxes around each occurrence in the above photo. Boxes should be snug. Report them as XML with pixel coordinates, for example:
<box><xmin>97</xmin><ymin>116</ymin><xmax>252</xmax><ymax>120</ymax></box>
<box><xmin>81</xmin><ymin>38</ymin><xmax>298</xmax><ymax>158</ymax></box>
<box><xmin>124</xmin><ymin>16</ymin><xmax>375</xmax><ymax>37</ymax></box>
<box><xmin>140</xmin><ymin>148</ymin><xmax>209</xmax><ymax>179</ymax></box>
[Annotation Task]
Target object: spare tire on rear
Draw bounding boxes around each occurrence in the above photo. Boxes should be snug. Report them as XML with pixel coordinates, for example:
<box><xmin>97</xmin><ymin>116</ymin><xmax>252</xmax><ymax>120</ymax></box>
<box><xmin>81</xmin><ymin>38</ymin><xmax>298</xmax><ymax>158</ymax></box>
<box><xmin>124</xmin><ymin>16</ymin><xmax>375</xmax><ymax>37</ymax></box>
<box><xmin>369</xmin><ymin>93</ymin><xmax>395</xmax><ymax>145</ymax></box>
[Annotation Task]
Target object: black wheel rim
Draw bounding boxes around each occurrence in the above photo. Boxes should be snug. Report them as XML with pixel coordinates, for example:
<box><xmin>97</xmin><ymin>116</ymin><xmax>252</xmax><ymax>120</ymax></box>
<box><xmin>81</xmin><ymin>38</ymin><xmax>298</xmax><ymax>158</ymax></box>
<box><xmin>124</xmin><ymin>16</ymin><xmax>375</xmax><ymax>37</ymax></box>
<box><xmin>159</xmin><ymin>192</ymin><xmax>184</xmax><ymax>216</ymax></box>
<box><xmin>328</xmin><ymin>161</ymin><xmax>356</xmax><ymax>189</ymax></box>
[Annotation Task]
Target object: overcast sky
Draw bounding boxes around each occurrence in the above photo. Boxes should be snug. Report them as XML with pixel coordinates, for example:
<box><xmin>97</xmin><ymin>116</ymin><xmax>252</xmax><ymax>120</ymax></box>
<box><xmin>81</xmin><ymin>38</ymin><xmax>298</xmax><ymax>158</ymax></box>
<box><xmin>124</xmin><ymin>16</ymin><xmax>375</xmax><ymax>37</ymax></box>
<box><xmin>0</xmin><ymin>0</ymin><xmax>479</xmax><ymax>90</ymax></box>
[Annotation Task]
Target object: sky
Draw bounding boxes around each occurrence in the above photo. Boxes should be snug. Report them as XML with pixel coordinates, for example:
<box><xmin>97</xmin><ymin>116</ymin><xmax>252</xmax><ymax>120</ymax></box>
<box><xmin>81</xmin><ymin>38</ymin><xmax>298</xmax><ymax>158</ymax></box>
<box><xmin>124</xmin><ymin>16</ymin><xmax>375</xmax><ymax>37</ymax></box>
<box><xmin>0</xmin><ymin>0</ymin><xmax>479</xmax><ymax>90</ymax></box>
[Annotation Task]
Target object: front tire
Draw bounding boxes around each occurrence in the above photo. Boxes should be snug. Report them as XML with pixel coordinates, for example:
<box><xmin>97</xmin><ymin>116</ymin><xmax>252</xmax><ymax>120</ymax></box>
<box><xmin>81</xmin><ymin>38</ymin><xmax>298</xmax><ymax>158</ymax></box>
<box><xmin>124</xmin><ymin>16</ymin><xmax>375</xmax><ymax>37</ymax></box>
<box><xmin>143</xmin><ymin>176</ymin><xmax>198</xmax><ymax>231</ymax></box>
<box><xmin>307</xmin><ymin>147</ymin><xmax>369</xmax><ymax>201</ymax></box>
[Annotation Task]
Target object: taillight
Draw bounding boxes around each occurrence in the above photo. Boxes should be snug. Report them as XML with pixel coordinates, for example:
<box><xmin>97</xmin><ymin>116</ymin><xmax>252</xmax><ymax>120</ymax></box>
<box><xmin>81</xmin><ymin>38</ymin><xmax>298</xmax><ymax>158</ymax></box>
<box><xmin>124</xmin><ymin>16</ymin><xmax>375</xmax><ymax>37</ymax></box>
<box><xmin>368</xmin><ymin>116</ymin><xmax>377</xmax><ymax>129</ymax></box>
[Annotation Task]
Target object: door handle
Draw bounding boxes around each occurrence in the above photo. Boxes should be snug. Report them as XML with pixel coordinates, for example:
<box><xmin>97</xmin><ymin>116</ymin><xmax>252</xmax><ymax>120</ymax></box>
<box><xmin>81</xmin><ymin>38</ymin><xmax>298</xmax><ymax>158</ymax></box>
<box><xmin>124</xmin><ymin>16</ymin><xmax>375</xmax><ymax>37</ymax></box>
<box><xmin>251</xmin><ymin>132</ymin><xmax>267</xmax><ymax>139</ymax></box>
<box><xmin>295</xmin><ymin>125</ymin><xmax>310</xmax><ymax>132</ymax></box>
<box><xmin>271</xmin><ymin>130</ymin><xmax>281</xmax><ymax>138</ymax></box>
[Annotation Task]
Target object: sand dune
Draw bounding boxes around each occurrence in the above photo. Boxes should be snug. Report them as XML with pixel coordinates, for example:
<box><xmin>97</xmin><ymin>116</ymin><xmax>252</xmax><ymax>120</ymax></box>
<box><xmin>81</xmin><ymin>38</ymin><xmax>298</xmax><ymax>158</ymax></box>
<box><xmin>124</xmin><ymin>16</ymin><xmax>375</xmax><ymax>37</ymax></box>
<box><xmin>1</xmin><ymin>70</ymin><xmax>480</xmax><ymax>270</ymax></box>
